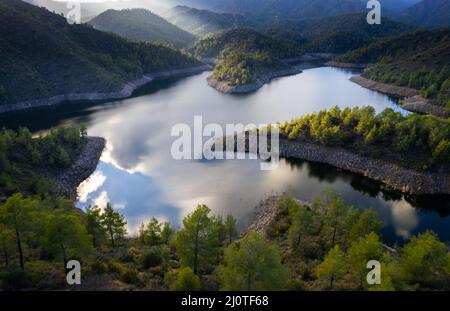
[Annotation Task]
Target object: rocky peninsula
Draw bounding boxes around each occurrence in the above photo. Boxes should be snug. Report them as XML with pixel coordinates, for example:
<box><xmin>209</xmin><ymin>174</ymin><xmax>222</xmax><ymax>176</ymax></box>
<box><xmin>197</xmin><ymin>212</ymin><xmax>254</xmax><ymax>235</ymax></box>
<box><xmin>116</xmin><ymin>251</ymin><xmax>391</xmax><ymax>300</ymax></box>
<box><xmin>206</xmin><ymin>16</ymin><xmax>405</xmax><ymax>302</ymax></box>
<box><xmin>227</xmin><ymin>133</ymin><xmax>450</xmax><ymax>195</ymax></box>
<box><xmin>0</xmin><ymin>65</ymin><xmax>211</xmax><ymax>115</ymax></box>
<box><xmin>207</xmin><ymin>67</ymin><xmax>302</xmax><ymax>94</ymax></box>
<box><xmin>350</xmin><ymin>75</ymin><xmax>449</xmax><ymax>118</ymax></box>
<box><xmin>55</xmin><ymin>136</ymin><xmax>106</xmax><ymax>201</ymax></box>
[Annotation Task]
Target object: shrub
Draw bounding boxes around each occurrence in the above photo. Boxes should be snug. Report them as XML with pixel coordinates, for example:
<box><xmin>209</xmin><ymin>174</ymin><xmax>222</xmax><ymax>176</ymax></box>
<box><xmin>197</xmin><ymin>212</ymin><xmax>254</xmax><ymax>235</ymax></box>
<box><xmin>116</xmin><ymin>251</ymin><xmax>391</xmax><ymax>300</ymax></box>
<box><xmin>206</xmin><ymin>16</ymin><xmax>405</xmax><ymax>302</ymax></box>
<box><xmin>0</xmin><ymin>264</ymin><xmax>30</xmax><ymax>290</ymax></box>
<box><xmin>140</xmin><ymin>247</ymin><xmax>163</xmax><ymax>269</ymax></box>
<box><xmin>165</xmin><ymin>267</ymin><xmax>201</xmax><ymax>291</ymax></box>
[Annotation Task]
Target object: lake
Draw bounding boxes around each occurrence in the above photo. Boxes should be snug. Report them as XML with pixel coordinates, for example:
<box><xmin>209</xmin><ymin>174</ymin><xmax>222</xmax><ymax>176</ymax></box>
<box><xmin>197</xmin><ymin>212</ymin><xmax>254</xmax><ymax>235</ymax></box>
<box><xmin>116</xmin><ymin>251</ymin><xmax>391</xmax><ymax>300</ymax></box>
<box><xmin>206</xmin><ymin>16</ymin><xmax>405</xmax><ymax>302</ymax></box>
<box><xmin>1</xmin><ymin>64</ymin><xmax>449</xmax><ymax>245</ymax></box>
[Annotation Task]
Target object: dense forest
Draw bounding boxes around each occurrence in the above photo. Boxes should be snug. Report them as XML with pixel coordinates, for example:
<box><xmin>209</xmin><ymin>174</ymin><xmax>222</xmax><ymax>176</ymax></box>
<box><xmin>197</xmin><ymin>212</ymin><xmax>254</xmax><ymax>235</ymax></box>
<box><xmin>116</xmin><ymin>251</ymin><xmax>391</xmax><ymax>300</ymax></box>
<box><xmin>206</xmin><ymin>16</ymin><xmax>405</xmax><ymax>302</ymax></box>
<box><xmin>266</xmin><ymin>14</ymin><xmax>415</xmax><ymax>54</ymax></box>
<box><xmin>280</xmin><ymin>106</ymin><xmax>450</xmax><ymax>171</ymax></box>
<box><xmin>1</xmin><ymin>185</ymin><xmax>449</xmax><ymax>290</ymax></box>
<box><xmin>399</xmin><ymin>0</ymin><xmax>450</xmax><ymax>27</ymax></box>
<box><xmin>0</xmin><ymin>127</ymin><xmax>87</xmax><ymax>199</ymax></box>
<box><xmin>194</xmin><ymin>28</ymin><xmax>302</xmax><ymax>85</ymax></box>
<box><xmin>88</xmin><ymin>9</ymin><xmax>196</xmax><ymax>48</ymax></box>
<box><xmin>338</xmin><ymin>29</ymin><xmax>450</xmax><ymax>107</ymax></box>
<box><xmin>0</xmin><ymin>0</ymin><xmax>200</xmax><ymax>105</ymax></box>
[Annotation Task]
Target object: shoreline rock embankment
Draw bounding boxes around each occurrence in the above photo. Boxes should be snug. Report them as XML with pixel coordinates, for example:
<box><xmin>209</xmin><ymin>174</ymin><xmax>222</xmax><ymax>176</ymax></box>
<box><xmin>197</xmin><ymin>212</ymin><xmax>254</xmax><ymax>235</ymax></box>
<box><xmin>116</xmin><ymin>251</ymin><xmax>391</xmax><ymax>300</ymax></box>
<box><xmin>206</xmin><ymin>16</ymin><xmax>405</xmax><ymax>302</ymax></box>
<box><xmin>350</xmin><ymin>75</ymin><xmax>448</xmax><ymax>118</ymax></box>
<box><xmin>55</xmin><ymin>136</ymin><xmax>106</xmax><ymax>201</ymax></box>
<box><xmin>207</xmin><ymin>67</ymin><xmax>302</xmax><ymax>94</ymax></box>
<box><xmin>326</xmin><ymin>61</ymin><xmax>369</xmax><ymax>69</ymax></box>
<box><xmin>227</xmin><ymin>133</ymin><xmax>450</xmax><ymax>195</ymax></box>
<box><xmin>278</xmin><ymin>138</ymin><xmax>450</xmax><ymax>195</ymax></box>
<box><xmin>0</xmin><ymin>65</ymin><xmax>211</xmax><ymax>115</ymax></box>
<box><xmin>350</xmin><ymin>75</ymin><xmax>419</xmax><ymax>98</ymax></box>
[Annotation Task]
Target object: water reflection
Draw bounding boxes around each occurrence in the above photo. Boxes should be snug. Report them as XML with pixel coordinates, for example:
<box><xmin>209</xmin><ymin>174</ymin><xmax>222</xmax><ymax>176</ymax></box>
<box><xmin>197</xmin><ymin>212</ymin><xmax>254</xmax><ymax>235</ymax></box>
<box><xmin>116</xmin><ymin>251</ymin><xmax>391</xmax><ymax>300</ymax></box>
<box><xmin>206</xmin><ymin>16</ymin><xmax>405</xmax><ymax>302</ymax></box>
<box><xmin>1</xmin><ymin>66</ymin><xmax>449</xmax><ymax>244</ymax></box>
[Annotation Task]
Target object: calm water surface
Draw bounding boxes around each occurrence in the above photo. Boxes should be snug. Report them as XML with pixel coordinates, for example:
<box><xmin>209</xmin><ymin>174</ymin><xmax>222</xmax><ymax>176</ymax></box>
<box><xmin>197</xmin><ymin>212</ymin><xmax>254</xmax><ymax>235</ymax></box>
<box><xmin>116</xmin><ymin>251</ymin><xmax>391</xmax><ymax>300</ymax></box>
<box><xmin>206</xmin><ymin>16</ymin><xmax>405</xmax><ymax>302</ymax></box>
<box><xmin>2</xmin><ymin>65</ymin><xmax>449</xmax><ymax>245</ymax></box>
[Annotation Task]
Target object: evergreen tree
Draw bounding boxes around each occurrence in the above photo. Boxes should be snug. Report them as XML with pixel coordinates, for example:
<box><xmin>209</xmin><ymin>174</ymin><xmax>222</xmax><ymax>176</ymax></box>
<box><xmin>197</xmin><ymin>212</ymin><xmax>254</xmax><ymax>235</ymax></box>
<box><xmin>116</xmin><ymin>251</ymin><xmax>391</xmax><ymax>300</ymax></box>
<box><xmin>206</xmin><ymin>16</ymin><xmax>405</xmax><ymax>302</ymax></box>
<box><xmin>100</xmin><ymin>203</ymin><xmax>127</xmax><ymax>247</ymax></box>
<box><xmin>174</xmin><ymin>205</ymin><xmax>221</xmax><ymax>274</ymax></box>
<box><xmin>85</xmin><ymin>206</ymin><xmax>106</xmax><ymax>248</ymax></box>
<box><xmin>316</xmin><ymin>245</ymin><xmax>346</xmax><ymax>290</ymax></box>
<box><xmin>218</xmin><ymin>231</ymin><xmax>288</xmax><ymax>291</ymax></box>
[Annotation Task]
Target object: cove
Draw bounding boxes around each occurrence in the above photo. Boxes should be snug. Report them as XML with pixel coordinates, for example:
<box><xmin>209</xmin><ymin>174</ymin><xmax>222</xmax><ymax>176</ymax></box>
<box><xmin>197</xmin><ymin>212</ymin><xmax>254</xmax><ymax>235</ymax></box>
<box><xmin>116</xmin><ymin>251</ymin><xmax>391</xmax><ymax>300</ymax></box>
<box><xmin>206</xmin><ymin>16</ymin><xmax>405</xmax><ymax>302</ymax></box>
<box><xmin>1</xmin><ymin>64</ymin><xmax>448</xmax><ymax>245</ymax></box>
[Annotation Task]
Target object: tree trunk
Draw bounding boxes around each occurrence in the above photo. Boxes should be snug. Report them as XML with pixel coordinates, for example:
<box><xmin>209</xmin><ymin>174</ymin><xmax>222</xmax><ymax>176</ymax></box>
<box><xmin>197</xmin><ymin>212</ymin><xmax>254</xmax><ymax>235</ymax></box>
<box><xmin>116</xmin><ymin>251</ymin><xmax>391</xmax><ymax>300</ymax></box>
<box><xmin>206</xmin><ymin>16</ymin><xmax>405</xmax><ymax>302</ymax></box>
<box><xmin>2</xmin><ymin>245</ymin><xmax>8</xmax><ymax>266</ymax></box>
<box><xmin>193</xmin><ymin>225</ymin><xmax>199</xmax><ymax>275</ymax></box>
<box><xmin>331</xmin><ymin>217</ymin><xmax>338</xmax><ymax>247</ymax></box>
<box><xmin>110</xmin><ymin>229</ymin><xmax>115</xmax><ymax>247</ymax></box>
<box><xmin>61</xmin><ymin>242</ymin><xmax>68</xmax><ymax>273</ymax></box>
<box><xmin>15</xmin><ymin>227</ymin><xmax>24</xmax><ymax>269</ymax></box>
<box><xmin>92</xmin><ymin>234</ymin><xmax>97</xmax><ymax>248</ymax></box>
<box><xmin>329</xmin><ymin>276</ymin><xmax>334</xmax><ymax>290</ymax></box>
<box><xmin>295</xmin><ymin>232</ymin><xmax>302</xmax><ymax>249</ymax></box>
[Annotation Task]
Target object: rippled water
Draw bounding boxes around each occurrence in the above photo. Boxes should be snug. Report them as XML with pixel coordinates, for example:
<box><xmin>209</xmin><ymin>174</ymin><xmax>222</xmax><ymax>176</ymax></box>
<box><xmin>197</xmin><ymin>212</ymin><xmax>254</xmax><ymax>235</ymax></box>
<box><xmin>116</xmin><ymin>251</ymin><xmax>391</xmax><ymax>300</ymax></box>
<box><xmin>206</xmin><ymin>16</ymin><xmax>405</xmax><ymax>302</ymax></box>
<box><xmin>2</xmin><ymin>64</ymin><xmax>449</xmax><ymax>245</ymax></box>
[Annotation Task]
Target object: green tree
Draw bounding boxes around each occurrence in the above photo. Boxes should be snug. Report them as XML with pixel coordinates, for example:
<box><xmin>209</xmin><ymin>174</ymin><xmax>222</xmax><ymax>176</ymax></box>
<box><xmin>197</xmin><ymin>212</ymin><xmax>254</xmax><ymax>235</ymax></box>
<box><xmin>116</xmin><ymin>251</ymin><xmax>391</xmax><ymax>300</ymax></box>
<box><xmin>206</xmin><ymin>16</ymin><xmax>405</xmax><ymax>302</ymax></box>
<box><xmin>85</xmin><ymin>206</ymin><xmax>106</xmax><ymax>248</ymax></box>
<box><xmin>139</xmin><ymin>217</ymin><xmax>162</xmax><ymax>246</ymax></box>
<box><xmin>347</xmin><ymin>232</ymin><xmax>384</xmax><ymax>288</ymax></box>
<box><xmin>0</xmin><ymin>193</ymin><xmax>38</xmax><ymax>269</ymax></box>
<box><xmin>349</xmin><ymin>208</ymin><xmax>383</xmax><ymax>242</ymax></box>
<box><xmin>398</xmin><ymin>231</ymin><xmax>448</xmax><ymax>289</ymax></box>
<box><xmin>100</xmin><ymin>203</ymin><xmax>127</xmax><ymax>247</ymax></box>
<box><xmin>165</xmin><ymin>267</ymin><xmax>201</xmax><ymax>291</ymax></box>
<box><xmin>318</xmin><ymin>190</ymin><xmax>356</xmax><ymax>248</ymax></box>
<box><xmin>288</xmin><ymin>205</ymin><xmax>314</xmax><ymax>250</ymax></box>
<box><xmin>218</xmin><ymin>232</ymin><xmax>289</xmax><ymax>291</ymax></box>
<box><xmin>224</xmin><ymin>214</ymin><xmax>238</xmax><ymax>244</ymax></box>
<box><xmin>174</xmin><ymin>205</ymin><xmax>221</xmax><ymax>274</ymax></box>
<box><xmin>316</xmin><ymin>245</ymin><xmax>346</xmax><ymax>290</ymax></box>
<box><xmin>43</xmin><ymin>210</ymin><xmax>93</xmax><ymax>271</ymax></box>
<box><xmin>0</xmin><ymin>224</ymin><xmax>15</xmax><ymax>266</ymax></box>
<box><xmin>161</xmin><ymin>222</ymin><xmax>174</xmax><ymax>244</ymax></box>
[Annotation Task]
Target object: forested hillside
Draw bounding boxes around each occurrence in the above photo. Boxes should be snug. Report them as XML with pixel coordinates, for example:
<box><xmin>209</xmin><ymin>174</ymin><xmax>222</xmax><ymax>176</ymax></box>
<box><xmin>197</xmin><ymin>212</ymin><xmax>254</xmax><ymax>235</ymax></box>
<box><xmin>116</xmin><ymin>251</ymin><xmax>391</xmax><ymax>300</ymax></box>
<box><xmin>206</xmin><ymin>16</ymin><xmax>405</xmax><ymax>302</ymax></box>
<box><xmin>88</xmin><ymin>9</ymin><xmax>196</xmax><ymax>48</ymax></box>
<box><xmin>194</xmin><ymin>28</ymin><xmax>302</xmax><ymax>86</ymax></box>
<box><xmin>194</xmin><ymin>27</ymin><xmax>301</xmax><ymax>59</ymax></box>
<box><xmin>267</xmin><ymin>14</ymin><xmax>415</xmax><ymax>54</ymax></box>
<box><xmin>0</xmin><ymin>0</ymin><xmax>200</xmax><ymax>105</ymax></box>
<box><xmin>161</xmin><ymin>5</ymin><xmax>250</xmax><ymax>37</ymax></box>
<box><xmin>339</xmin><ymin>29</ymin><xmax>450</xmax><ymax>106</ymax></box>
<box><xmin>399</xmin><ymin>0</ymin><xmax>450</xmax><ymax>27</ymax></box>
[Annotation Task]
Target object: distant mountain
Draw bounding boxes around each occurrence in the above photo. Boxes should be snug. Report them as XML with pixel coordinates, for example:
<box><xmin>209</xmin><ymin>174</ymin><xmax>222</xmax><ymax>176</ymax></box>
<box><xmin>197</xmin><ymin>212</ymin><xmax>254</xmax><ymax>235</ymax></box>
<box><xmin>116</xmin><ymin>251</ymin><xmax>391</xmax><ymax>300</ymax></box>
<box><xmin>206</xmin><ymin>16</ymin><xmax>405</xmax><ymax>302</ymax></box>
<box><xmin>88</xmin><ymin>9</ymin><xmax>196</xmax><ymax>48</ymax></box>
<box><xmin>22</xmin><ymin>0</ymin><xmax>174</xmax><ymax>22</ymax></box>
<box><xmin>399</xmin><ymin>0</ymin><xmax>450</xmax><ymax>27</ymax></box>
<box><xmin>267</xmin><ymin>14</ymin><xmax>416</xmax><ymax>54</ymax></box>
<box><xmin>161</xmin><ymin>5</ymin><xmax>250</xmax><ymax>37</ymax></box>
<box><xmin>353</xmin><ymin>0</ymin><xmax>422</xmax><ymax>12</ymax></box>
<box><xmin>177</xmin><ymin>0</ymin><xmax>367</xmax><ymax>19</ymax></box>
<box><xmin>0</xmin><ymin>0</ymin><xmax>200</xmax><ymax>105</ymax></box>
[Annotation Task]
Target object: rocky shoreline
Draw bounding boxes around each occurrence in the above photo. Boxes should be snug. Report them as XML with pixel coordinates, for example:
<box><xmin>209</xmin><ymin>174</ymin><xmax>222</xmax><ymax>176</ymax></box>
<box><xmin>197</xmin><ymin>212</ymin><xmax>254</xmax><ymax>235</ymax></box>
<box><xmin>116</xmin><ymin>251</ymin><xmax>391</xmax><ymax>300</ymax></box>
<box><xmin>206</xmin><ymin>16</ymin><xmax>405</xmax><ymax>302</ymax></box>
<box><xmin>399</xmin><ymin>95</ymin><xmax>449</xmax><ymax>118</ymax></box>
<box><xmin>0</xmin><ymin>65</ymin><xmax>211</xmax><ymax>115</ymax></box>
<box><xmin>349</xmin><ymin>75</ymin><xmax>449</xmax><ymax>118</ymax></box>
<box><xmin>55</xmin><ymin>136</ymin><xmax>106</xmax><ymax>201</ymax></box>
<box><xmin>229</xmin><ymin>134</ymin><xmax>449</xmax><ymax>195</ymax></box>
<box><xmin>350</xmin><ymin>75</ymin><xmax>419</xmax><ymax>98</ymax></box>
<box><xmin>278</xmin><ymin>138</ymin><xmax>450</xmax><ymax>195</ymax></box>
<box><xmin>207</xmin><ymin>67</ymin><xmax>302</xmax><ymax>94</ymax></box>
<box><xmin>242</xmin><ymin>195</ymin><xmax>310</xmax><ymax>236</ymax></box>
<box><xmin>325</xmin><ymin>61</ymin><xmax>369</xmax><ymax>69</ymax></box>
<box><xmin>243</xmin><ymin>195</ymin><xmax>398</xmax><ymax>253</ymax></box>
